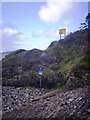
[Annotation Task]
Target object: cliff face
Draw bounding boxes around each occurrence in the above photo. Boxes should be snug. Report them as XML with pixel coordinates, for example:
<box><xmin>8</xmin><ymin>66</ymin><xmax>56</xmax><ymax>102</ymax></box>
<box><xmin>2</xmin><ymin>28</ymin><xmax>89</xmax><ymax>89</ymax></box>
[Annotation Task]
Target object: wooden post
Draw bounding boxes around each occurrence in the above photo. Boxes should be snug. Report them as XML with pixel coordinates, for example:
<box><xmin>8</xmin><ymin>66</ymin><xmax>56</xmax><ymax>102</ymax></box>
<box><xmin>40</xmin><ymin>75</ymin><xmax>42</xmax><ymax>89</ymax></box>
<box><xmin>60</xmin><ymin>34</ymin><xmax>61</xmax><ymax>40</ymax></box>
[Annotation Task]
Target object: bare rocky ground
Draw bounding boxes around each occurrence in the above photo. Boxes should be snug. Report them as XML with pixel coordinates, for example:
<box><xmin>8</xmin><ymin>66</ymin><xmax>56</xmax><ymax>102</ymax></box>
<box><xmin>2</xmin><ymin>86</ymin><xmax>50</xmax><ymax>113</ymax></box>
<box><xmin>1</xmin><ymin>86</ymin><xmax>90</xmax><ymax>120</ymax></box>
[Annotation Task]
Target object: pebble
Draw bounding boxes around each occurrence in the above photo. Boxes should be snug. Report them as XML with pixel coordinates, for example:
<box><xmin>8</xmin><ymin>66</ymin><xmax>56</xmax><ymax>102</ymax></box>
<box><xmin>87</xmin><ymin>108</ymin><xmax>90</xmax><ymax>113</ymax></box>
<box><xmin>87</xmin><ymin>117</ymin><xmax>90</xmax><ymax>120</ymax></box>
<box><xmin>74</xmin><ymin>105</ymin><xmax>77</xmax><ymax>109</ymax></box>
<box><xmin>68</xmin><ymin>98</ymin><xmax>73</xmax><ymax>102</ymax></box>
<box><xmin>25</xmin><ymin>93</ymin><xmax>29</xmax><ymax>98</ymax></box>
<box><xmin>78</xmin><ymin>97</ymin><xmax>82</xmax><ymax>100</ymax></box>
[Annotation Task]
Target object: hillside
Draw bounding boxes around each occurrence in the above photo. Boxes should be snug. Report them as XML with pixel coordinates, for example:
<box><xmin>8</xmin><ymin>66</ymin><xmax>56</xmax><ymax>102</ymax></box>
<box><xmin>2</xmin><ymin>28</ymin><xmax>89</xmax><ymax>89</ymax></box>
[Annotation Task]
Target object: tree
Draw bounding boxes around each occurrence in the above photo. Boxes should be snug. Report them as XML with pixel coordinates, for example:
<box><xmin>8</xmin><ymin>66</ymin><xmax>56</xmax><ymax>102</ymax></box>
<box><xmin>80</xmin><ymin>12</ymin><xmax>90</xmax><ymax>29</ymax></box>
<box><xmin>86</xmin><ymin>12</ymin><xmax>90</xmax><ymax>29</ymax></box>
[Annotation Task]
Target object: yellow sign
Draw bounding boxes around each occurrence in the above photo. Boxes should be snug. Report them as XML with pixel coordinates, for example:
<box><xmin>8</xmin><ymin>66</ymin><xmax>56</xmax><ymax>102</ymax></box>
<box><xmin>59</xmin><ymin>28</ymin><xmax>66</xmax><ymax>35</ymax></box>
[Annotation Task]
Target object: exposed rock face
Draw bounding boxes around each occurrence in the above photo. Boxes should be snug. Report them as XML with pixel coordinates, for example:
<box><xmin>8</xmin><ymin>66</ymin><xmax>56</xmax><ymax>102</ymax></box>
<box><xmin>2</xmin><ymin>86</ymin><xmax>89</xmax><ymax>120</ymax></box>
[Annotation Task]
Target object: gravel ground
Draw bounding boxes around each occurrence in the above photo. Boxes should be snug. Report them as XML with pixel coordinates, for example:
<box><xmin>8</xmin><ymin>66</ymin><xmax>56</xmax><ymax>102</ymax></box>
<box><xmin>2</xmin><ymin>86</ymin><xmax>50</xmax><ymax>113</ymax></box>
<box><xmin>2</xmin><ymin>86</ymin><xmax>90</xmax><ymax>120</ymax></box>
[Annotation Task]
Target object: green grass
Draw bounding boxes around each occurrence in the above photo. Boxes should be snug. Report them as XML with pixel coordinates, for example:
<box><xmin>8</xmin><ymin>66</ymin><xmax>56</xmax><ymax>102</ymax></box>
<box><xmin>55</xmin><ymin>83</ymin><xmax>66</xmax><ymax>91</ymax></box>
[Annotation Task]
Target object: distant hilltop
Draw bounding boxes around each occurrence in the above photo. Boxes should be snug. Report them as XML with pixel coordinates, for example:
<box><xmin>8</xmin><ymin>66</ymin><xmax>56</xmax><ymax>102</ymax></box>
<box><xmin>0</xmin><ymin>51</ymin><xmax>11</xmax><ymax>60</ymax></box>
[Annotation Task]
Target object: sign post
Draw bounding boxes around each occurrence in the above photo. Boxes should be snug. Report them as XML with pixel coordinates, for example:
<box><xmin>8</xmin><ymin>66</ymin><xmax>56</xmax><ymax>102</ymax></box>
<box><xmin>59</xmin><ymin>28</ymin><xmax>66</xmax><ymax>40</ymax></box>
<box><xmin>40</xmin><ymin>75</ymin><xmax>41</xmax><ymax>90</ymax></box>
<box><xmin>38</xmin><ymin>67</ymin><xmax>44</xmax><ymax>89</ymax></box>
